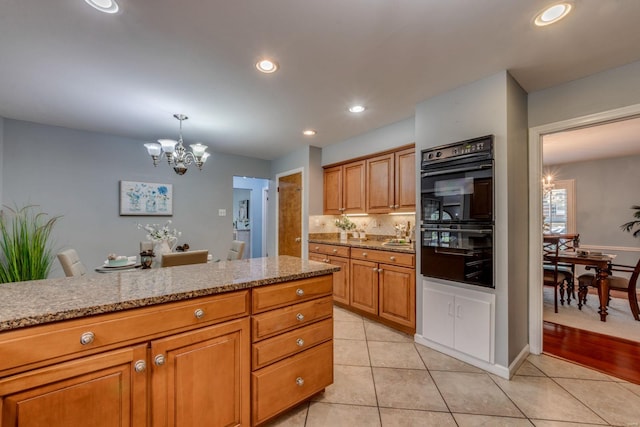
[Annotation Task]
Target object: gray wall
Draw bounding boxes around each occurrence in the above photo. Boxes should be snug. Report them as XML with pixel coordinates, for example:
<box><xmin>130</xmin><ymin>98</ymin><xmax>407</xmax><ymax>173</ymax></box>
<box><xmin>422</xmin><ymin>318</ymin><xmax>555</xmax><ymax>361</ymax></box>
<box><xmin>415</xmin><ymin>71</ymin><xmax>529</xmax><ymax>369</ymax></box>
<box><xmin>0</xmin><ymin>118</ymin><xmax>3</xmax><ymax>206</ymax></box>
<box><xmin>321</xmin><ymin>117</ymin><xmax>415</xmax><ymax>166</ymax></box>
<box><xmin>2</xmin><ymin>118</ymin><xmax>270</xmax><ymax>277</ymax></box>
<box><xmin>552</xmin><ymin>155</ymin><xmax>640</xmax><ymax>266</ymax></box>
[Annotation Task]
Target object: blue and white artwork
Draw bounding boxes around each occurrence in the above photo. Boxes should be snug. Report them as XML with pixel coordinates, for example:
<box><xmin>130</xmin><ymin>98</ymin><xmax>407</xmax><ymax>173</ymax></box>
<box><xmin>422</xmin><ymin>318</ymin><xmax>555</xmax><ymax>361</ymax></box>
<box><xmin>120</xmin><ymin>181</ymin><xmax>173</xmax><ymax>216</ymax></box>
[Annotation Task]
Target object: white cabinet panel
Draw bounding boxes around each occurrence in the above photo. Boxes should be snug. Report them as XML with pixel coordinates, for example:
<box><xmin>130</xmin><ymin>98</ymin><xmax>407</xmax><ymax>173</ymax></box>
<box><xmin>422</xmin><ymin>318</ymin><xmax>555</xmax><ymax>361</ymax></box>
<box><xmin>422</xmin><ymin>279</ymin><xmax>494</xmax><ymax>363</ymax></box>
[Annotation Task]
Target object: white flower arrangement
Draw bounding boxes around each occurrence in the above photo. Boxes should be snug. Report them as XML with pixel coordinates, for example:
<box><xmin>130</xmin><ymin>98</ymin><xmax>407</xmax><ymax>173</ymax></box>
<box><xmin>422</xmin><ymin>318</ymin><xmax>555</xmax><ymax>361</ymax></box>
<box><xmin>138</xmin><ymin>220</ymin><xmax>181</xmax><ymax>242</ymax></box>
<box><xmin>335</xmin><ymin>215</ymin><xmax>356</xmax><ymax>231</ymax></box>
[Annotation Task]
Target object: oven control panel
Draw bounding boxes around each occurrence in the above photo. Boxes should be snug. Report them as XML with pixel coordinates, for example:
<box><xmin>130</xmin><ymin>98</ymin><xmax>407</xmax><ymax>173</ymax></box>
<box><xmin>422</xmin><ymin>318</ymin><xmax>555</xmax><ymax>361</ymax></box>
<box><xmin>421</xmin><ymin>135</ymin><xmax>493</xmax><ymax>165</ymax></box>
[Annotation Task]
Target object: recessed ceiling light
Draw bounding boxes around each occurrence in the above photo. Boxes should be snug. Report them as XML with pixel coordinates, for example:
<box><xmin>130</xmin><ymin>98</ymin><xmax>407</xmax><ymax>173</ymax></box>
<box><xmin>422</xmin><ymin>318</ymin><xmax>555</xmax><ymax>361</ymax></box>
<box><xmin>303</xmin><ymin>129</ymin><xmax>317</xmax><ymax>136</ymax></box>
<box><xmin>349</xmin><ymin>105</ymin><xmax>366</xmax><ymax>113</ymax></box>
<box><xmin>534</xmin><ymin>2</ymin><xmax>572</xmax><ymax>26</ymax></box>
<box><xmin>256</xmin><ymin>59</ymin><xmax>279</xmax><ymax>74</ymax></box>
<box><xmin>84</xmin><ymin>0</ymin><xmax>119</xmax><ymax>14</ymax></box>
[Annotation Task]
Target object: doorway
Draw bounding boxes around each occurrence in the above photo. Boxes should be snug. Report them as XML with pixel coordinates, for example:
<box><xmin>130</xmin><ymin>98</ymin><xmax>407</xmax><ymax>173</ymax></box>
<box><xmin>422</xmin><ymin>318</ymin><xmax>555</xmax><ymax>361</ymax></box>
<box><xmin>276</xmin><ymin>170</ymin><xmax>303</xmax><ymax>257</ymax></box>
<box><xmin>528</xmin><ymin>103</ymin><xmax>640</xmax><ymax>354</ymax></box>
<box><xmin>233</xmin><ymin>176</ymin><xmax>269</xmax><ymax>259</ymax></box>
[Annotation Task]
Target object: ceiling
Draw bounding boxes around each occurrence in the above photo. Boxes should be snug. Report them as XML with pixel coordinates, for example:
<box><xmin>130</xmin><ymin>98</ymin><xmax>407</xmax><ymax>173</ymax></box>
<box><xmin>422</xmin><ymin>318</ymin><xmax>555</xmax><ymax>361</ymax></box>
<box><xmin>2</xmin><ymin>1</ymin><xmax>640</xmax><ymax>160</ymax></box>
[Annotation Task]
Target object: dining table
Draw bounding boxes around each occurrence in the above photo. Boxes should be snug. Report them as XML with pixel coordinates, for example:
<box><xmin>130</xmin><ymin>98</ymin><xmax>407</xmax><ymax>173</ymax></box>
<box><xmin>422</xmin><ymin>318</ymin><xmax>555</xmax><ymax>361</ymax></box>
<box><xmin>548</xmin><ymin>251</ymin><xmax>615</xmax><ymax>322</ymax></box>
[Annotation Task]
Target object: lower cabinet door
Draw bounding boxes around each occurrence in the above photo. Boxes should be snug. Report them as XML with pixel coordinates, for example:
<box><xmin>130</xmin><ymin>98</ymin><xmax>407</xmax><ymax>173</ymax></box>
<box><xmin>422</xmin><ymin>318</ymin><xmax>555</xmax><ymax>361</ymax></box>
<box><xmin>328</xmin><ymin>255</ymin><xmax>350</xmax><ymax>305</ymax></box>
<box><xmin>150</xmin><ymin>318</ymin><xmax>250</xmax><ymax>427</ymax></box>
<box><xmin>0</xmin><ymin>345</ymin><xmax>147</xmax><ymax>427</ymax></box>
<box><xmin>251</xmin><ymin>341</ymin><xmax>333</xmax><ymax>426</ymax></box>
<box><xmin>379</xmin><ymin>264</ymin><xmax>416</xmax><ymax>329</ymax></box>
<box><xmin>350</xmin><ymin>259</ymin><xmax>379</xmax><ymax>314</ymax></box>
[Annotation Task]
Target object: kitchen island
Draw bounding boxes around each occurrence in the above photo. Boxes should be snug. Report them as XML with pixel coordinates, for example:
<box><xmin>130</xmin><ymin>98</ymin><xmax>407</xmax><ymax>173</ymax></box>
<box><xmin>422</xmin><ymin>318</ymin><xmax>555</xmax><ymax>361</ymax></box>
<box><xmin>0</xmin><ymin>256</ymin><xmax>338</xmax><ymax>426</ymax></box>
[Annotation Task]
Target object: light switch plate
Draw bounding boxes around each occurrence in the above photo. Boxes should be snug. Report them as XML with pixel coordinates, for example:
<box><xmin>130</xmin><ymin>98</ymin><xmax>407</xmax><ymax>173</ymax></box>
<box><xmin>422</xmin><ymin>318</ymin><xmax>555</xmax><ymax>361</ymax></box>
<box><xmin>218</xmin><ymin>209</ymin><xmax>226</xmax><ymax>216</ymax></box>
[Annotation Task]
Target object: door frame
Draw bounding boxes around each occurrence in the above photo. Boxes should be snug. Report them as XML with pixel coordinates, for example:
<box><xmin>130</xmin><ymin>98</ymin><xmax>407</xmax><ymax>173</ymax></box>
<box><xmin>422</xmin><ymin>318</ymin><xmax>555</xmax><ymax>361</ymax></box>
<box><xmin>528</xmin><ymin>103</ymin><xmax>640</xmax><ymax>354</ymax></box>
<box><xmin>275</xmin><ymin>167</ymin><xmax>306</xmax><ymax>258</ymax></box>
<box><xmin>262</xmin><ymin>187</ymin><xmax>269</xmax><ymax>257</ymax></box>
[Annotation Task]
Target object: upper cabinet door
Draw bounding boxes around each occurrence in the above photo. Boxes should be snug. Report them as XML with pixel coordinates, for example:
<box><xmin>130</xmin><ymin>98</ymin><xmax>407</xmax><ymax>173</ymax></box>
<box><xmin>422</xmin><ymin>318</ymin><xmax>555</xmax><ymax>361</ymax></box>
<box><xmin>323</xmin><ymin>165</ymin><xmax>343</xmax><ymax>215</ymax></box>
<box><xmin>394</xmin><ymin>148</ymin><xmax>416</xmax><ymax>212</ymax></box>
<box><xmin>342</xmin><ymin>161</ymin><xmax>366</xmax><ymax>214</ymax></box>
<box><xmin>366</xmin><ymin>153</ymin><xmax>394</xmax><ymax>214</ymax></box>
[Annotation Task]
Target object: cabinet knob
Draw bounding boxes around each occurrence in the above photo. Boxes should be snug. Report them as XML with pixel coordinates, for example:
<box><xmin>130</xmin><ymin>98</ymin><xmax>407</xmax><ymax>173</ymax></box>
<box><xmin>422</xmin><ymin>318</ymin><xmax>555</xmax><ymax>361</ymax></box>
<box><xmin>394</xmin><ymin>205</ymin><xmax>399</xmax><ymax>209</ymax></box>
<box><xmin>134</xmin><ymin>360</ymin><xmax>146</xmax><ymax>373</ymax></box>
<box><xmin>314</xmin><ymin>246</ymin><xmax>319</xmax><ymax>250</ymax></box>
<box><xmin>295</xmin><ymin>237</ymin><xmax>302</xmax><ymax>243</ymax></box>
<box><xmin>296</xmin><ymin>338</ymin><xmax>305</xmax><ymax>347</ymax></box>
<box><xmin>296</xmin><ymin>313</ymin><xmax>305</xmax><ymax>321</ymax></box>
<box><xmin>372</xmin><ymin>267</ymin><xmax>378</xmax><ymax>271</ymax></box>
<box><xmin>332</xmin><ymin>249</ymin><xmax>338</xmax><ymax>253</ymax></box>
<box><xmin>296</xmin><ymin>288</ymin><xmax>305</xmax><ymax>297</ymax></box>
<box><xmin>194</xmin><ymin>308</ymin><xmax>205</xmax><ymax>319</ymax></box>
<box><xmin>378</xmin><ymin>268</ymin><xmax>383</xmax><ymax>273</ymax></box>
<box><xmin>154</xmin><ymin>354</ymin><xmax>166</xmax><ymax>366</ymax></box>
<box><xmin>362</xmin><ymin>252</ymin><xmax>367</xmax><ymax>257</ymax></box>
<box><xmin>389</xmin><ymin>205</ymin><xmax>394</xmax><ymax>209</ymax></box>
<box><xmin>324</xmin><ymin>259</ymin><xmax>330</xmax><ymax>263</ymax></box>
<box><xmin>296</xmin><ymin>377</ymin><xmax>305</xmax><ymax>387</ymax></box>
<box><xmin>80</xmin><ymin>332</ymin><xmax>95</xmax><ymax>346</ymax></box>
<box><xmin>390</xmin><ymin>256</ymin><xmax>396</xmax><ymax>261</ymax></box>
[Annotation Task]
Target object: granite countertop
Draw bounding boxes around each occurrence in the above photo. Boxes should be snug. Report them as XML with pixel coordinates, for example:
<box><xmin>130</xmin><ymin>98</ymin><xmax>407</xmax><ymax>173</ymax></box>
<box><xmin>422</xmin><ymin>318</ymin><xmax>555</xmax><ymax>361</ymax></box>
<box><xmin>0</xmin><ymin>256</ymin><xmax>338</xmax><ymax>332</ymax></box>
<box><xmin>308</xmin><ymin>237</ymin><xmax>415</xmax><ymax>254</ymax></box>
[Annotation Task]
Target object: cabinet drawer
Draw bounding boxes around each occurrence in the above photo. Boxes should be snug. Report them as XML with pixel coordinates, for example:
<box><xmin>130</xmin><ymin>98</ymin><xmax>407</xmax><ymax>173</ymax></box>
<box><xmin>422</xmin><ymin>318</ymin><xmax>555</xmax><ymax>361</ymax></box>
<box><xmin>350</xmin><ymin>248</ymin><xmax>415</xmax><ymax>267</ymax></box>
<box><xmin>252</xmin><ymin>275</ymin><xmax>332</xmax><ymax>314</ymax></box>
<box><xmin>252</xmin><ymin>318</ymin><xmax>332</xmax><ymax>370</ymax></box>
<box><xmin>251</xmin><ymin>341</ymin><xmax>333</xmax><ymax>426</ymax></box>
<box><xmin>309</xmin><ymin>243</ymin><xmax>350</xmax><ymax>258</ymax></box>
<box><xmin>252</xmin><ymin>296</ymin><xmax>333</xmax><ymax>342</ymax></box>
<box><xmin>0</xmin><ymin>291</ymin><xmax>249</xmax><ymax>374</ymax></box>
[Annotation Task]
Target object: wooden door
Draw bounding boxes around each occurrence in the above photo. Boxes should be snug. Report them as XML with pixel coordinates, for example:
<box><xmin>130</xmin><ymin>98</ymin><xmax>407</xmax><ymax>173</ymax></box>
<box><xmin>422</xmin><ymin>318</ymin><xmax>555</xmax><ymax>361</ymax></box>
<box><xmin>0</xmin><ymin>345</ymin><xmax>147</xmax><ymax>427</ymax></box>
<box><xmin>366</xmin><ymin>154</ymin><xmax>394</xmax><ymax>213</ymax></box>
<box><xmin>150</xmin><ymin>318</ymin><xmax>250</xmax><ymax>427</ymax></box>
<box><xmin>278</xmin><ymin>172</ymin><xmax>302</xmax><ymax>257</ymax></box>
<box><xmin>323</xmin><ymin>166</ymin><xmax>343</xmax><ymax>214</ymax></box>
<box><xmin>349</xmin><ymin>259</ymin><xmax>378</xmax><ymax>314</ymax></box>
<box><xmin>328</xmin><ymin>255</ymin><xmax>350</xmax><ymax>305</ymax></box>
<box><xmin>343</xmin><ymin>161</ymin><xmax>366</xmax><ymax>213</ymax></box>
<box><xmin>394</xmin><ymin>148</ymin><xmax>416</xmax><ymax>212</ymax></box>
<box><xmin>379</xmin><ymin>264</ymin><xmax>416</xmax><ymax>329</ymax></box>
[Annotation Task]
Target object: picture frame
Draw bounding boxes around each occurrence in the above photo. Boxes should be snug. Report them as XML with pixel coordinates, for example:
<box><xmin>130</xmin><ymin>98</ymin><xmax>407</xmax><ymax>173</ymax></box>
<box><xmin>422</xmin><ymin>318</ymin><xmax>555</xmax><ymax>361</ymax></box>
<box><xmin>239</xmin><ymin>199</ymin><xmax>249</xmax><ymax>221</ymax></box>
<box><xmin>120</xmin><ymin>181</ymin><xmax>173</xmax><ymax>216</ymax></box>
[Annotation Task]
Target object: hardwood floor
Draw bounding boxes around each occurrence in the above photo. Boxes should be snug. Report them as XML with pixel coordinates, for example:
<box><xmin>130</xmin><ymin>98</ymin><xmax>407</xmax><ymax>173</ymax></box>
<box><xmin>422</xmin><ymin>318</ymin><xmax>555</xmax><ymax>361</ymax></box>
<box><xmin>543</xmin><ymin>321</ymin><xmax>640</xmax><ymax>385</ymax></box>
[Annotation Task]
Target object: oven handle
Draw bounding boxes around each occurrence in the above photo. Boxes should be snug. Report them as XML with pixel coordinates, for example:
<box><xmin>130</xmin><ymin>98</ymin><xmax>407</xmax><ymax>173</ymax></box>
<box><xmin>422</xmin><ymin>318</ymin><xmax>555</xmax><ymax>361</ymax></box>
<box><xmin>433</xmin><ymin>248</ymin><xmax>476</xmax><ymax>257</ymax></box>
<box><xmin>421</xmin><ymin>163</ymin><xmax>492</xmax><ymax>177</ymax></box>
<box><xmin>421</xmin><ymin>227</ymin><xmax>492</xmax><ymax>234</ymax></box>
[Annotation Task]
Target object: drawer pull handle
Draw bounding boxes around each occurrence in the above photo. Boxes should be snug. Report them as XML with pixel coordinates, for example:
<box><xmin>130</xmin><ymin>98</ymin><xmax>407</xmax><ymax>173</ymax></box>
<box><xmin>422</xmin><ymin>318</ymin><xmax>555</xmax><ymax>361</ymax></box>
<box><xmin>296</xmin><ymin>338</ymin><xmax>305</xmax><ymax>347</ymax></box>
<box><xmin>134</xmin><ymin>360</ymin><xmax>146</xmax><ymax>373</ymax></box>
<box><xmin>154</xmin><ymin>354</ymin><xmax>166</xmax><ymax>366</ymax></box>
<box><xmin>80</xmin><ymin>332</ymin><xmax>95</xmax><ymax>346</ymax></box>
<box><xmin>324</xmin><ymin>259</ymin><xmax>330</xmax><ymax>263</ymax></box>
<box><xmin>296</xmin><ymin>288</ymin><xmax>305</xmax><ymax>297</ymax></box>
<box><xmin>362</xmin><ymin>252</ymin><xmax>367</xmax><ymax>257</ymax></box>
<box><xmin>296</xmin><ymin>377</ymin><xmax>305</xmax><ymax>387</ymax></box>
<box><xmin>194</xmin><ymin>308</ymin><xmax>205</xmax><ymax>319</ymax></box>
<box><xmin>296</xmin><ymin>313</ymin><xmax>305</xmax><ymax>321</ymax></box>
<box><xmin>390</xmin><ymin>256</ymin><xmax>396</xmax><ymax>261</ymax></box>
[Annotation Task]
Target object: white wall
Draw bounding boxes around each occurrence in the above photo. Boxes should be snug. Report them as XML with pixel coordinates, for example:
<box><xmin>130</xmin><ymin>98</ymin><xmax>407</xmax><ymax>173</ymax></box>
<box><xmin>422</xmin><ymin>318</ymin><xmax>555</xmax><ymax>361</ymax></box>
<box><xmin>233</xmin><ymin>176</ymin><xmax>269</xmax><ymax>258</ymax></box>
<box><xmin>2</xmin><ymin>119</ymin><xmax>271</xmax><ymax>276</ymax></box>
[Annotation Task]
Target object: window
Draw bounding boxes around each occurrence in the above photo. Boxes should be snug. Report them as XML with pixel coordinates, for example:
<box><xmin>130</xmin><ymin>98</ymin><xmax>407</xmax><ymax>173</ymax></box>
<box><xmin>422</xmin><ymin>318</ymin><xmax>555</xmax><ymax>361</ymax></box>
<box><xmin>543</xmin><ymin>179</ymin><xmax>576</xmax><ymax>234</ymax></box>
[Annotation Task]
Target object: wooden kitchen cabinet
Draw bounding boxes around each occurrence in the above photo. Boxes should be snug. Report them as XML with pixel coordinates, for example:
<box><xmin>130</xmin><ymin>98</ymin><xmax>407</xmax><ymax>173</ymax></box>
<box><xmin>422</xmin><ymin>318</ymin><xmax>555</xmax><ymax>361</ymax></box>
<box><xmin>309</xmin><ymin>243</ymin><xmax>350</xmax><ymax>305</ymax></box>
<box><xmin>323</xmin><ymin>161</ymin><xmax>366</xmax><ymax>214</ymax></box>
<box><xmin>379</xmin><ymin>263</ymin><xmax>416</xmax><ymax>329</ymax></box>
<box><xmin>349</xmin><ymin>258</ymin><xmax>379</xmax><ymax>315</ymax></box>
<box><xmin>366</xmin><ymin>147</ymin><xmax>415</xmax><ymax>214</ymax></box>
<box><xmin>0</xmin><ymin>345</ymin><xmax>147</xmax><ymax>427</ymax></box>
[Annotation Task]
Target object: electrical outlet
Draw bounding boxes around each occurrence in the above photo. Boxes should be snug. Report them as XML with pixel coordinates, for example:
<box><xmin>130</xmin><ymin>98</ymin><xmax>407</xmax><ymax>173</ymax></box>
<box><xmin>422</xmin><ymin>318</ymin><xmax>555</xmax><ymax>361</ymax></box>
<box><xmin>371</xmin><ymin>219</ymin><xmax>377</xmax><ymax>228</ymax></box>
<box><xmin>218</xmin><ymin>209</ymin><xmax>226</xmax><ymax>216</ymax></box>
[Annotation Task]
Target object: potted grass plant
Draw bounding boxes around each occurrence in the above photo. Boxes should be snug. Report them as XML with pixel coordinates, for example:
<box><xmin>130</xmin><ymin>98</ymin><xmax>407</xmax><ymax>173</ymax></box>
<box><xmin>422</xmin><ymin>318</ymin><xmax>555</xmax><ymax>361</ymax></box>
<box><xmin>0</xmin><ymin>205</ymin><xmax>60</xmax><ymax>283</ymax></box>
<box><xmin>620</xmin><ymin>205</ymin><xmax>640</xmax><ymax>238</ymax></box>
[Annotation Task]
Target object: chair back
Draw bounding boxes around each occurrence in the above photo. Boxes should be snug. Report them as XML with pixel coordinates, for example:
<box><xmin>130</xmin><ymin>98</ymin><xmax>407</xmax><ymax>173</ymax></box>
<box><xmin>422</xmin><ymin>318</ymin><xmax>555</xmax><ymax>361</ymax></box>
<box><xmin>161</xmin><ymin>250</ymin><xmax>209</xmax><ymax>268</ymax></box>
<box><xmin>556</xmin><ymin>233</ymin><xmax>580</xmax><ymax>252</ymax></box>
<box><xmin>227</xmin><ymin>241</ymin><xmax>245</xmax><ymax>260</ymax></box>
<box><xmin>542</xmin><ymin>236</ymin><xmax>561</xmax><ymax>286</ymax></box>
<box><xmin>57</xmin><ymin>249</ymin><xmax>87</xmax><ymax>277</ymax></box>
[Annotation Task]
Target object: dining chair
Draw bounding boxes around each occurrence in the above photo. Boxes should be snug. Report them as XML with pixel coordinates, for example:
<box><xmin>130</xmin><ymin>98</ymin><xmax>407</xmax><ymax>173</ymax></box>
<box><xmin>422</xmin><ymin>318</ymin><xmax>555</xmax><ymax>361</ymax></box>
<box><xmin>160</xmin><ymin>250</ymin><xmax>209</xmax><ymax>268</ymax></box>
<box><xmin>543</xmin><ymin>236</ymin><xmax>571</xmax><ymax>313</ymax></box>
<box><xmin>226</xmin><ymin>241</ymin><xmax>245</xmax><ymax>260</ymax></box>
<box><xmin>555</xmin><ymin>233</ymin><xmax>580</xmax><ymax>302</ymax></box>
<box><xmin>577</xmin><ymin>257</ymin><xmax>640</xmax><ymax>321</ymax></box>
<box><xmin>57</xmin><ymin>249</ymin><xmax>87</xmax><ymax>277</ymax></box>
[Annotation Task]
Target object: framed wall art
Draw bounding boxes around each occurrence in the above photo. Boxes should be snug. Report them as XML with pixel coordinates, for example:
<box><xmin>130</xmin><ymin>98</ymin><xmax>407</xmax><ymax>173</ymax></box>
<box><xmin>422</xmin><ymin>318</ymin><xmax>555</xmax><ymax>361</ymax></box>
<box><xmin>120</xmin><ymin>181</ymin><xmax>173</xmax><ymax>216</ymax></box>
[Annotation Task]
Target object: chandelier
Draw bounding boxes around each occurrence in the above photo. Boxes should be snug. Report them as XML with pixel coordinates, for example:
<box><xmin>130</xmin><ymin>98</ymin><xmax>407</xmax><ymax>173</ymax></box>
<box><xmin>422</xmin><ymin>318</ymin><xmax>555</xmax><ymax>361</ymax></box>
<box><xmin>144</xmin><ymin>114</ymin><xmax>209</xmax><ymax>175</ymax></box>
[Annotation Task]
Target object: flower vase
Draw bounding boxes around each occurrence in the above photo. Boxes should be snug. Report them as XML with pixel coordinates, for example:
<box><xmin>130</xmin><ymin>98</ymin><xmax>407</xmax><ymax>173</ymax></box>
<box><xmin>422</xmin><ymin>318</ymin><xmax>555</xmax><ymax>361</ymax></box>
<box><xmin>153</xmin><ymin>240</ymin><xmax>173</xmax><ymax>267</ymax></box>
<box><xmin>339</xmin><ymin>230</ymin><xmax>347</xmax><ymax>241</ymax></box>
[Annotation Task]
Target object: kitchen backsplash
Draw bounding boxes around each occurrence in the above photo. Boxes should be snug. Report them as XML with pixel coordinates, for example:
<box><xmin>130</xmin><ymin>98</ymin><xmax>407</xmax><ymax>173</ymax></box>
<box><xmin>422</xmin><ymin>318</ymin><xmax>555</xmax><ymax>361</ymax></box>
<box><xmin>309</xmin><ymin>214</ymin><xmax>416</xmax><ymax>239</ymax></box>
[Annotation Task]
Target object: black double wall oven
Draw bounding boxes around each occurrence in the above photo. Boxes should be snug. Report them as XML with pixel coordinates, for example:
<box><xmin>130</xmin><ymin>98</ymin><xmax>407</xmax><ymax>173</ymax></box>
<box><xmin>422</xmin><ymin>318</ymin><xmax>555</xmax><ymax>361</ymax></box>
<box><xmin>420</xmin><ymin>135</ymin><xmax>494</xmax><ymax>288</ymax></box>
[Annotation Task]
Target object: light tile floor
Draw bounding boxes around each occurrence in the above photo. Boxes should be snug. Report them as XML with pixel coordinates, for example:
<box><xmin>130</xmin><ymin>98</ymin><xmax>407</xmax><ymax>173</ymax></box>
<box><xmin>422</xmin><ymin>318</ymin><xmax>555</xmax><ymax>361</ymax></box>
<box><xmin>264</xmin><ymin>306</ymin><xmax>640</xmax><ymax>427</ymax></box>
